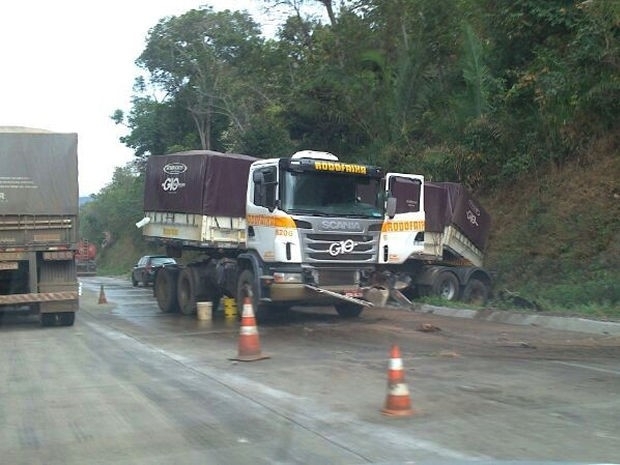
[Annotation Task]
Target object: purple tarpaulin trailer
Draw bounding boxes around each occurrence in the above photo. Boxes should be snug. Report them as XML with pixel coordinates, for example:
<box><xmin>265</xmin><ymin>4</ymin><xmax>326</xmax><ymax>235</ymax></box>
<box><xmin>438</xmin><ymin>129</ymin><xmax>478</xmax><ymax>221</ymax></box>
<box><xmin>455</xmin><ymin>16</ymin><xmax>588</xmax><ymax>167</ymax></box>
<box><xmin>425</xmin><ymin>182</ymin><xmax>491</xmax><ymax>253</ymax></box>
<box><xmin>144</xmin><ymin>150</ymin><xmax>258</xmax><ymax>217</ymax></box>
<box><xmin>142</xmin><ymin>150</ymin><xmax>259</xmax><ymax>249</ymax></box>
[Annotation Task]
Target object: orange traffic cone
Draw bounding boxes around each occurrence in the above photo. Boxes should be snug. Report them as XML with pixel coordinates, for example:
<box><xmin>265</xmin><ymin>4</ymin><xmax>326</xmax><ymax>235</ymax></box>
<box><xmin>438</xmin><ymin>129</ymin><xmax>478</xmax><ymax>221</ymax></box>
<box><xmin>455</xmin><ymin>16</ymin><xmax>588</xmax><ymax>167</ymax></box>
<box><xmin>229</xmin><ymin>297</ymin><xmax>269</xmax><ymax>362</ymax></box>
<box><xmin>381</xmin><ymin>344</ymin><xmax>414</xmax><ymax>417</ymax></box>
<box><xmin>98</xmin><ymin>285</ymin><xmax>108</xmax><ymax>304</ymax></box>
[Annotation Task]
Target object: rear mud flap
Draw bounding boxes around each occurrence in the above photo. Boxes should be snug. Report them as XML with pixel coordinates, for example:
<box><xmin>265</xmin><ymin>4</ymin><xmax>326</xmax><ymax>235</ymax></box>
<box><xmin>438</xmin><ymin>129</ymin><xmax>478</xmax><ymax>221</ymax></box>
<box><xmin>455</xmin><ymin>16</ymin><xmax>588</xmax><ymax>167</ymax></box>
<box><xmin>304</xmin><ymin>285</ymin><xmax>374</xmax><ymax>307</ymax></box>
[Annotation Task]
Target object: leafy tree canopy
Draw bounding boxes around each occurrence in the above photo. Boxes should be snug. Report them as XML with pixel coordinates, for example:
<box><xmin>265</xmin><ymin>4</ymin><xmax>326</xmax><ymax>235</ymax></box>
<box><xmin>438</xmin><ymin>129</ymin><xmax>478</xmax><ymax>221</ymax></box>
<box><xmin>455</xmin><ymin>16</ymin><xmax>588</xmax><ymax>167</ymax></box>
<box><xmin>111</xmin><ymin>0</ymin><xmax>618</xmax><ymax>188</ymax></box>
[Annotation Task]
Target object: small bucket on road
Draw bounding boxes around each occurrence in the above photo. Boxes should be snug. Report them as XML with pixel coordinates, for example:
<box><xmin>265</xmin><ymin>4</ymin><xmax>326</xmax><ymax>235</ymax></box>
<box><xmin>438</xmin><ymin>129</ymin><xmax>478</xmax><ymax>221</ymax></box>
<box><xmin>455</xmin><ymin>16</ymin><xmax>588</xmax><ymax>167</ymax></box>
<box><xmin>196</xmin><ymin>301</ymin><xmax>213</xmax><ymax>321</ymax></box>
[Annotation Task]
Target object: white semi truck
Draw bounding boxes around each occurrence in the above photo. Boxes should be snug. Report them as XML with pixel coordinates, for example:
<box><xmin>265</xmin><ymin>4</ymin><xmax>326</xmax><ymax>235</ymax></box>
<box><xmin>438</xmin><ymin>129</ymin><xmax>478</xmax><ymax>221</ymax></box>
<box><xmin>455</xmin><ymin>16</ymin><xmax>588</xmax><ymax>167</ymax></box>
<box><xmin>141</xmin><ymin>149</ymin><xmax>388</xmax><ymax>317</ymax></box>
<box><xmin>0</xmin><ymin>127</ymin><xmax>80</xmax><ymax>326</ymax></box>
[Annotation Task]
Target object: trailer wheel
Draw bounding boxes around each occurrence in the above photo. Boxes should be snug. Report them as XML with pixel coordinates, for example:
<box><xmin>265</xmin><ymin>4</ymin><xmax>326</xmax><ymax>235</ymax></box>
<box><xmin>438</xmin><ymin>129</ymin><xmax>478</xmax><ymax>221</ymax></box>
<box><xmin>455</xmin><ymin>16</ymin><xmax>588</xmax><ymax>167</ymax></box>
<box><xmin>177</xmin><ymin>268</ymin><xmax>197</xmax><ymax>315</ymax></box>
<box><xmin>335</xmin><ymin>303</ymin><xmax>364</xmax><ymax>318</ymax></box>
<box><xmin>155</xmin><ymin>268</ymin><xmax>178</xmax><ymax>313</ymax></box>
<box><xmin>432</xmin><ymin>271</ymin><xmax>460</xmax><ymax>301</ymax></box>
<box><xmin>462</xmin><ymin>279</ymin><xmax>489</xmax><ymax>306</ymax></box>
<box><xmin>59</xmin><ymin>312</ymin><xmax>75</xmax><ymax>326</ymax></box>
<box><xmin>41</xmin><ymin>313</ymin><xmax>56</xmax><ymax>327</ymax></box>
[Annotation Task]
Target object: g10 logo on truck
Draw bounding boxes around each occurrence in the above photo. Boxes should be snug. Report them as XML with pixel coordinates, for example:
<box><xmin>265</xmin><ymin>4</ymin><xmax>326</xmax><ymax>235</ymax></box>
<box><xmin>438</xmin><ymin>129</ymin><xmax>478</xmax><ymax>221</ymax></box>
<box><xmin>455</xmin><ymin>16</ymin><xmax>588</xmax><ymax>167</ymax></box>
<box><xmin>161</xmin><ymin>163</ymin><xmax>188</xmax><ymax>192</ymax></box>
<box><xmin>466</xmin><ymin>199</ymin><xmax>481</xmax><ymax>227</ymax></box>
<box><xmin>162</xmin><ymin>177</ymin><xmax>186</xmax><ymax>192</ymax></box>
<box><xmin>328</xmin><ymin>239</ymin><xmax>358</xmax><ymax>256</ymax></box>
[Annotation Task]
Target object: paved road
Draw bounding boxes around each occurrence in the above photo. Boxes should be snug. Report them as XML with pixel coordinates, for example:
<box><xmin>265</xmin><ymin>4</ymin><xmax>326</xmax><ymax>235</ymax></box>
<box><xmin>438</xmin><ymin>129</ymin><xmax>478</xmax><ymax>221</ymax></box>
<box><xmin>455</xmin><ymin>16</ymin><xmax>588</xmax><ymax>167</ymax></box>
<box><xmin>1</xmin><ymin>276</ymin><xmax>619</xmax><ymax>465</ymax></box>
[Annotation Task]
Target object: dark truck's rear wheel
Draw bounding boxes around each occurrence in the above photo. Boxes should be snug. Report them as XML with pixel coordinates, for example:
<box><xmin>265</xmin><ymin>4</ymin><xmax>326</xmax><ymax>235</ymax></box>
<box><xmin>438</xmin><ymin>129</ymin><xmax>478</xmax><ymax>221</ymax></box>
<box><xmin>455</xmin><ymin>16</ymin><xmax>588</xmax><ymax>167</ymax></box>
<box><xmin>59</xmin><ymin>312</ymin><xmax>75</xmax><ymax>326</ymax></box>
<box><xmin>41</xmin><ymin>313</ymin><xmax>56</xmax><ymax>327</ymax></box>
<box><xmin>40</xmin><ymin>312</ymin><xmax>75</xmax><ymax>327</ymax></box>
<box><xmin>155</xmin><ymin>268</ymin><xmax>179</xmax><ymax>313</ymax></box>
<box><xmin>335</xmin><ymin>303</ymin><xmax>364</xmax><ymax>318</ymax></box>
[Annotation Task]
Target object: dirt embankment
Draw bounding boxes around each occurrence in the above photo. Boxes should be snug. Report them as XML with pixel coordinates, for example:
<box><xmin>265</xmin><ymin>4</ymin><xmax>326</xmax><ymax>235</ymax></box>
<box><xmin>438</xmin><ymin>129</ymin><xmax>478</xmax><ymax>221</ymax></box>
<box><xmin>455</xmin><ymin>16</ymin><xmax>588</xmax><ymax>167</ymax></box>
<box><xmin>480</xmin><ymin>134</ymin><xmax>620</xmax><ymax>310</ymax></box>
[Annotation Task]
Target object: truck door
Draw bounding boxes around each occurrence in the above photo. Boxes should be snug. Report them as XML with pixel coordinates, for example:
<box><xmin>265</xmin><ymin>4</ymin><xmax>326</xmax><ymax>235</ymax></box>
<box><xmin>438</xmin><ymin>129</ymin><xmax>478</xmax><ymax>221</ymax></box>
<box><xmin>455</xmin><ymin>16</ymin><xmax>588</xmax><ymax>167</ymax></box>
<box><xmin>246</xmin><ymin>164</ymin><xmax>299</xmax><ymax>263</ymax></box>
<box><xmin>379</xmin><ymin>173</ymin><xmax>425</xmax><ymax>264</ymax></box>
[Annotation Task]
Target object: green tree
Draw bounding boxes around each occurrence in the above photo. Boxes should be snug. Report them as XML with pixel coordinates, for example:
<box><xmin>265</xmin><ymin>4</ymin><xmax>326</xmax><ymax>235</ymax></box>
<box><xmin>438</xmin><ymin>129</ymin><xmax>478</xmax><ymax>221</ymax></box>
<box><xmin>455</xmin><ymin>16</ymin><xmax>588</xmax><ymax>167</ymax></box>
<box><xmin>79</xmin><ymin>165</ymin><xmax>144</xmax><ymax>250</ymax></box>
<box><xmin>116</xmin><ymin>7</ymin><xmax>269</xmax><ymax>157</ymax></box>
<box><xmin>111</xmin><ymin>87</ymin><xmax>198</xmax><ymax>162</ymax></box>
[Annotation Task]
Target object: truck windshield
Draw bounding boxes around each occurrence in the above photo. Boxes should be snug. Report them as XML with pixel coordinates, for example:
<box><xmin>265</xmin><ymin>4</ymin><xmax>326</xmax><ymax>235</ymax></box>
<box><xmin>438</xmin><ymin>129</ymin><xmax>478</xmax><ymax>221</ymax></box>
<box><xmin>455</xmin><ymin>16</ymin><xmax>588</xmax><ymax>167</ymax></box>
<box><xmin>280</xmin><ymin>170</ymin><xmax>383</xmax><ymax>218</ymax></box>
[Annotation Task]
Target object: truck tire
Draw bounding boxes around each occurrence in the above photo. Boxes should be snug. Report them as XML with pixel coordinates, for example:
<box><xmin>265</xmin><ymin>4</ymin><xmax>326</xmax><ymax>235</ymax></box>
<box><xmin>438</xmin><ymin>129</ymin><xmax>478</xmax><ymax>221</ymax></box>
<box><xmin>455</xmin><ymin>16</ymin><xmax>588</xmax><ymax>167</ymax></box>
<box><xmin>155</xmin><ymin>268</ymin><xmax>178</xmax><ymax>313</ymax></box>
<box><xmin>40</xmin><ymin>312</ymin><xmax>74</xmax><ymax>327</ymax></box>
<box><xmin>334</xmin><ymin>303</ymin><xmax>364</xmax><ymax>318</ymax></box>
<box><xmin>41</xmin><ymin>313</ymin><xmax>56</xmax><ymax>327</ymax></box>
<box><xmin>462</xmin><ymin>278</ymin><xmax>489</xmax><ymax>306</ymax></box>
<box><xmin>177</xmin><ymin>268</ymin><xmax>197</xmax><ymax>315</ymax></box>
<box><xmin>59</xmin><ymin>312</ymin><xmax>75</xmax><ymax>326</ymax></box>
<box><xmin>236</xmin><ymin>269</ymin><xmax>260</xmax><ymax>318</ymax></box>
<box><xmin>432</xmin><ymin>271</ymin><xmax>460</xmax><ymax>301</ymax></box>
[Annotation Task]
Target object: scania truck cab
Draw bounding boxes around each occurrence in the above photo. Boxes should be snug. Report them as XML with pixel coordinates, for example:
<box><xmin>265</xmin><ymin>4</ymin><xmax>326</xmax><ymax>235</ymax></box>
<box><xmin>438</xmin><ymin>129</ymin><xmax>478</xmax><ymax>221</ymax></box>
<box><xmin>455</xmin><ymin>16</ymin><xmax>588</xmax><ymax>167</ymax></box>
<box><xmin>242</xmin><ymin>151</ymin><xmax>386</xmax><ymax>316</ymax></box>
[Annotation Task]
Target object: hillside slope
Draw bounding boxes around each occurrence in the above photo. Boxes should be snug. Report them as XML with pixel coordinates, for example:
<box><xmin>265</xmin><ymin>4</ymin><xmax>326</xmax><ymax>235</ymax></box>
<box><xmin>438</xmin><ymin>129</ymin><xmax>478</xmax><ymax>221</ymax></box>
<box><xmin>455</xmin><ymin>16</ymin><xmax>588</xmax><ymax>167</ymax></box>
<box><xmin>481</xmin><ymin>134</ymin><xmax>619</xmax><ymax>315</ymax></box>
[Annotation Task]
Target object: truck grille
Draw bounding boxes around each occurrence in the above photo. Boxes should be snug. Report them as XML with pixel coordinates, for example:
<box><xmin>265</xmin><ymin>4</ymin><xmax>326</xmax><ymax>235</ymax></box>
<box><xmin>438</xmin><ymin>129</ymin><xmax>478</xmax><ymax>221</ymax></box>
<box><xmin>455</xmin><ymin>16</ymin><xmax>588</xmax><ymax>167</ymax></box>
<box><xmin>301</xmin><ymin>232</ymin><xmax>379</xmax><ymax>263</ymax></box>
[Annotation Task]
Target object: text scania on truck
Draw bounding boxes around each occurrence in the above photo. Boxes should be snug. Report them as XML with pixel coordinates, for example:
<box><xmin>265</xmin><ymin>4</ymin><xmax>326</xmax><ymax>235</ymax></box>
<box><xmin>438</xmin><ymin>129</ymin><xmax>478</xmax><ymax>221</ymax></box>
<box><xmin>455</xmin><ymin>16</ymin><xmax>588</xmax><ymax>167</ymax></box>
<box><xmin>139</xmin><ymin>150</ymin><xmax>387</xmax><ymax>318</ymax></box>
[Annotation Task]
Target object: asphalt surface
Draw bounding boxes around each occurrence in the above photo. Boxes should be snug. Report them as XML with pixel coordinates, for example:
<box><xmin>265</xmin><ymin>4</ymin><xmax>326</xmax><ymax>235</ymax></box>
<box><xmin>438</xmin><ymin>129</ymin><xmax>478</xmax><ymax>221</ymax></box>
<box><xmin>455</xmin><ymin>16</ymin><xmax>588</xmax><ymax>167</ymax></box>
<box><xmin>0</xmin><ymin>276</ymin><xmax>618</xmax><ymax>465</ymax></box>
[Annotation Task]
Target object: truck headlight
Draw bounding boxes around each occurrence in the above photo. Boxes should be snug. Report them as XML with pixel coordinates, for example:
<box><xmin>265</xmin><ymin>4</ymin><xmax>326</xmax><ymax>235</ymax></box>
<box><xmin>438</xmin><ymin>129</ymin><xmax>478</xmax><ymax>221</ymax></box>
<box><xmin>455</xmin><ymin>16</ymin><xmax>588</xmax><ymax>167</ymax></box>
<box><xmin>273</xmin><ymin>272</ymin><xmax>303</xmax><ymax>284</ymax></box>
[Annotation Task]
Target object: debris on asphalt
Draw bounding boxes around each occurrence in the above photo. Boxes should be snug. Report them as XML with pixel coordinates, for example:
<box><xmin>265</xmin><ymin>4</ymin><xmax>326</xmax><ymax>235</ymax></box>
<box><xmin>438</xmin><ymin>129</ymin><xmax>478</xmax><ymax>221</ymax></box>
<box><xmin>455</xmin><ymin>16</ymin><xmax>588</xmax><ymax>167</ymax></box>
<box><xmin>417</xmin><ymin>323</ymin><xmax>441</xmax><ymax>332</ymax></box>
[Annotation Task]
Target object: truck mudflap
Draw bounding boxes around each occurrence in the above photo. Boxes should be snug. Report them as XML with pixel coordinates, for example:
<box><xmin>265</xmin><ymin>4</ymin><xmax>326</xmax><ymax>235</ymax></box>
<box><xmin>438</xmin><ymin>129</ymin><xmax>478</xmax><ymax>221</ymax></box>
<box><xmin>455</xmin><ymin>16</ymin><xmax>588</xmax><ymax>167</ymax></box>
<box><xmin>0</xmin><ymin>291</ymin><xmax>79</xmax><ymax>305</ymax></box>
<box><xmin>304</xmin><ymin>284</ymin><xmax>374</xmax><ymax>307</ymax></box>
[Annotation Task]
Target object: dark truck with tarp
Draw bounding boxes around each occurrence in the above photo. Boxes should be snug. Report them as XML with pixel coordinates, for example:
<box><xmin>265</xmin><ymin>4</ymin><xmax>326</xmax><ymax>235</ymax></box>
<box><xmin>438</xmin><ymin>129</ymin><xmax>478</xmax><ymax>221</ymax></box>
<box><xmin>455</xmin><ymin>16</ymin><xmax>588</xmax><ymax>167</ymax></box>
<box><xmin>0</xmin><ymin>127</ymin><xmax>79</xmax><ymax>326</ymax></box>
<box><xmin>378</xmin><ymin>174</ymin><xmax>493</xmax><ymax>305</ymax></box>
<box><xmin>139</xmin><ymin>149</ymin><xmax>389</xmax><ymax>318</ymax></box>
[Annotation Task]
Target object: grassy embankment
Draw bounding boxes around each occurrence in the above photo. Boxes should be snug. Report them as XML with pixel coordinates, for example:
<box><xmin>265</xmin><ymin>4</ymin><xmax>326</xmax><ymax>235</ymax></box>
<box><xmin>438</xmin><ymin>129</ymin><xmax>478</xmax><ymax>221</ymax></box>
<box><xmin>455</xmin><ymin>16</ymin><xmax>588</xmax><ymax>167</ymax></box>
<box><xmin>481</xmin><ymin>135</ymin><xmax>619</xmax><ymax>319</ymax></box>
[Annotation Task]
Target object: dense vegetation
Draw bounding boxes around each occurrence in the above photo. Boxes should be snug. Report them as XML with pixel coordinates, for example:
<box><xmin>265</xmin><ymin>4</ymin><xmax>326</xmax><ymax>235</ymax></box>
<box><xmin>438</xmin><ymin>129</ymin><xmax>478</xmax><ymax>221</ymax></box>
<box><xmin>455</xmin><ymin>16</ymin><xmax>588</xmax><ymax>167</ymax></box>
<box><xmin>81</xmin><ymin>0</ymin><xmax>619</xmax><ymax>316</ymax></box>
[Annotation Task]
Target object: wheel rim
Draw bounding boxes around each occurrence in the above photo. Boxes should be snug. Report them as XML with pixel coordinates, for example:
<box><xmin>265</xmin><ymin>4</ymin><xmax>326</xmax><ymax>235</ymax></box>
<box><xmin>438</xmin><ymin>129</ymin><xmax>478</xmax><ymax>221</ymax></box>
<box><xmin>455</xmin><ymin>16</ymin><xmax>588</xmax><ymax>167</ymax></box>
<box><xmin>438</xmin><ymin>278</ymin><xmax>457</xmax><ymax>300</ymax></box>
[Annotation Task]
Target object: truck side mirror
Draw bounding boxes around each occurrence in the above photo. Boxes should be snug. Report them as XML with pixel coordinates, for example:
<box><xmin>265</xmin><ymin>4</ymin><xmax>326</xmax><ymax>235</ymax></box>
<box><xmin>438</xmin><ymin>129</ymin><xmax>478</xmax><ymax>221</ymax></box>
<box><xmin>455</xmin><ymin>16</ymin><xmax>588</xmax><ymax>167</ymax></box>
<box><xmin>386</xmin><ymin>196</ymin><xmax>397</xmax><ymax>218</ymax></box>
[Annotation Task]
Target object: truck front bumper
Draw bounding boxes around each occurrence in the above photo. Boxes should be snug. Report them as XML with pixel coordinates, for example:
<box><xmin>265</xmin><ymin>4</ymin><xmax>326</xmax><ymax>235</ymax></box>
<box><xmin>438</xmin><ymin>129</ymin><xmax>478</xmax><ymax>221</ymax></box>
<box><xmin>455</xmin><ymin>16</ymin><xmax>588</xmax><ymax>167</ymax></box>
<box><xmin>266</xmin><ymin>281</ymin><xmax>365</xmax><ymax>302</ymax></box>
<box><xmin>264</xmin><ymin>281</ymin><xmax>388</xmax><ymax>308</ymax></box>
